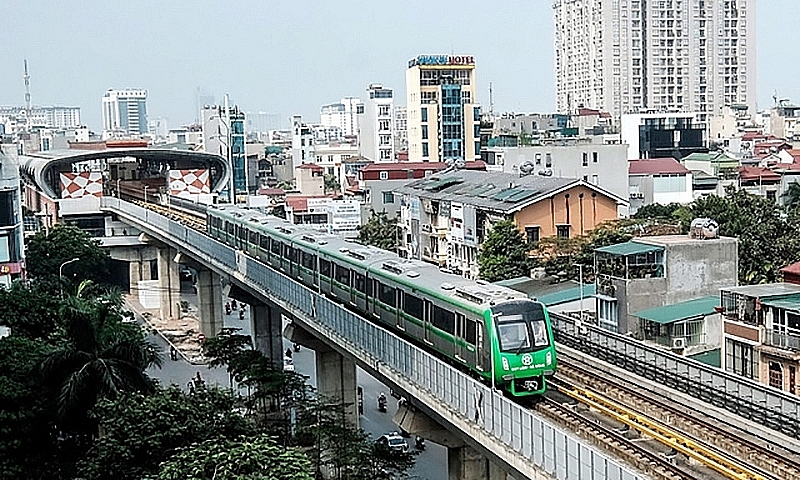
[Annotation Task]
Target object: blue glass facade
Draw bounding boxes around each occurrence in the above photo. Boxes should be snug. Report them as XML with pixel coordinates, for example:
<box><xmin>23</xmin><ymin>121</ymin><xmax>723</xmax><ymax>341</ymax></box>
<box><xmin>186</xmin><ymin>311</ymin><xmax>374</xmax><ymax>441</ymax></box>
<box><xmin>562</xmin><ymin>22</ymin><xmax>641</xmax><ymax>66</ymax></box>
<box><xmin>441</xmin><ymin>84</ymin><xmax>464</xmax><ymax>161</ymax></box>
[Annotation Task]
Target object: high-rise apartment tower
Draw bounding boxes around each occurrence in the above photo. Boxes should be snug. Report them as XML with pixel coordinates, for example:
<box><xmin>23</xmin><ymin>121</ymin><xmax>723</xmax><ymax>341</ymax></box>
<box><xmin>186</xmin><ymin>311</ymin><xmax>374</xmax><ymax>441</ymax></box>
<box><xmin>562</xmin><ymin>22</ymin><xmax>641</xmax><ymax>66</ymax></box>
<box><xmin>553</xmin><ymin>0</ymin><xmax>756</xmax><ymax>122</ymax></box>
<box><xmin>406</xmin><ymin>54</ymin><xmax>480</xmax><ymax>162</ymax></box>
<box><xmin>102</xmin><ymin>89</ymin><xmax>148</xmax><ymax>136</ymax></box>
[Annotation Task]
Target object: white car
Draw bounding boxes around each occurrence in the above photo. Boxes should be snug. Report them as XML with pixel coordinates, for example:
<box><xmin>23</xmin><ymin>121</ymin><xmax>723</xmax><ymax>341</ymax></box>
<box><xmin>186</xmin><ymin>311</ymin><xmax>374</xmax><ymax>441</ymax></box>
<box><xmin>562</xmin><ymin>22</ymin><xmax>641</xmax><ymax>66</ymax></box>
<box><xmin>376</xmin><ymin>432</ymin><xmax>409</xmax><ymax>453</ymax></box>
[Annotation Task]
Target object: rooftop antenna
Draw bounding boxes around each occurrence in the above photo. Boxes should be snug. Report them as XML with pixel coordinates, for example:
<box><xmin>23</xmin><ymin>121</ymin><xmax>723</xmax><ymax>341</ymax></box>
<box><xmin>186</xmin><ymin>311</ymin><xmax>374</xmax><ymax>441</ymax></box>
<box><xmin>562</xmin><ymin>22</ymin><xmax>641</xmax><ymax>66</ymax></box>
<box><xmin>489</xmin><ymin>82</ymin><xmax>494</xmax><ymax>115</ymax></box>
<box><xmin>23</xmin><ymin>59</ymin><xmax>32</xmax><ymax>127</ymax></box>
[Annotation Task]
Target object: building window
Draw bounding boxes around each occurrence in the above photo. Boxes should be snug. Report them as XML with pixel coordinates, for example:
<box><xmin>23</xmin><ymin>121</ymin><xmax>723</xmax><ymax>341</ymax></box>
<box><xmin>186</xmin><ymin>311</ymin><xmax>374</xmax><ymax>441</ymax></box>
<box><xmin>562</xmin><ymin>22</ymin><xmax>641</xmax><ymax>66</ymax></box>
<box><xmin>725</xmin><ymin>339</ymin><xmax>756</xmax><ymax>379</ymax></box>
<box><xmin>592</xmin><ymin>175</ymin><xmax>598</xmax><ymax>184</ymax></box>
<box><xmin>545</xmin><ymin>153</ymin><xmax>552</xmax><ymax>168</ymax></box>
<box><xmin>380</xmin><ymin>149</ymin><xmax>392</xmax><ymax>160</ymax></box>
<box><xmin>422</xmin><ymin>142</ymin><xmax>429</xmax><ymax>157</ymax></box>
<box><xmin>421</xmin><ymin>108</ymin><xmax>428</xmax><ymax>123</ymax></box>
<box><xmin>593</xmin><ymin>152</ymin><xmax>599</xmax><ymax>163</ymax></box>
<box><xmin>379</xmin><ymin>120</ymin><xmax>391</xmax><ymax>131</ymax></box>
<box><xmin>535</xmin><ymin>153</ymin><xmax>542</xmax><ymax>165</ymax></box>
<box><xmin>582</xmin><ymin>152</ymin><xmax>588</xmax><ymax>167</ymax></box>
<box><xmin>378</xmin><ymin>105</ymin><xmax>390</xmax><ymax>116</ymax></box>
<box><xmin>379</xmin><ymin>171</ymin><xmax>388</xmax><ymax>180</ymax></box>
<box><xmin>769</xmin><ymin>362</ymin><xmax>783</xmax><ymax>390</ymax></box>
<box><xmin>421</xmin><ymin>125</ymin><xmax>428</xmax><ymax>140</ymax></box>
<box><xmin>557</xmin><ymin>225</ymin><xmax>570</xmax><ymax>239</ymax></box>
<box><xmin>525</xmin><ymin>226</ymin><xmax>540</xmax><ymax>244</ymax></box>
<box><xmin>383</xmin><ymin>192</ymin><xmax>395</xmax><ymax>204</ymax></box>
<box><xmin>598</xmin><ymin>298</ymin><xmax>618</xmax><ymax>332</ymax></box>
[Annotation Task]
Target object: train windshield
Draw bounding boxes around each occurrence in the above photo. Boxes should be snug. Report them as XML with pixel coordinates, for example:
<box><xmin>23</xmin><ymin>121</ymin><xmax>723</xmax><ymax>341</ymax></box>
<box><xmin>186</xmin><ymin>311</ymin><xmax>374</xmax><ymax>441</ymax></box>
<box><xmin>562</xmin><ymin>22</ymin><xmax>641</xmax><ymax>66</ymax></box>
<box><xmin>492</xmin><ymin>301</ymin><xmax>550</xmax><ymax>353</ymax></box>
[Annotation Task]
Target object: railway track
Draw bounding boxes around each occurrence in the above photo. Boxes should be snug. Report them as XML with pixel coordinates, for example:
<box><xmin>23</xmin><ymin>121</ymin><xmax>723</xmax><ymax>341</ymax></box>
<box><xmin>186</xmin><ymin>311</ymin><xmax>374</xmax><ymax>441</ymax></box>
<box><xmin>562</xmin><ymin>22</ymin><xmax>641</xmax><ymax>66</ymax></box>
<box><xmin>553</xmin><ymin>356</ymin><xmax>800</xmax><ymax>480</ymax></box>
<box><xmin>136</xmin><ymin>200</ymin><xmax>206</xmax><ymax>231</ymax></box>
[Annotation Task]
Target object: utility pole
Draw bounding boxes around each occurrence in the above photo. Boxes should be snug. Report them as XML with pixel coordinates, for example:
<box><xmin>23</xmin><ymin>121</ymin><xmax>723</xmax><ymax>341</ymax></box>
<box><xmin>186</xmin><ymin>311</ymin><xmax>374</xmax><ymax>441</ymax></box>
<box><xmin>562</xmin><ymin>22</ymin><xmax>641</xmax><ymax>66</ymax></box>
<box><xmin>489</xmin><ymin>82</ymin><xmax>494</xmax><ymax>116</ymax></box>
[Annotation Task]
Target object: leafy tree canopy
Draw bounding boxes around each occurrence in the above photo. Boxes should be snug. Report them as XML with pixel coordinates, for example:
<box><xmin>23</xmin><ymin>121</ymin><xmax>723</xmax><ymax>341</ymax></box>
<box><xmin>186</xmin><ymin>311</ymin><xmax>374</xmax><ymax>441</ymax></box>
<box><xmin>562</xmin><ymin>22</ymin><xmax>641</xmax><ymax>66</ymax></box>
<box><xmin>0</xmin><ymin>281</ymin><xmax>62</xmax><ymax>340</ymax></box>
<box><xmin>78</xmin><ymin>386</ymin><xmax>256</xmax><ymax>480</ymax></box>
<box><xmin>478</xmin><ymin>220</ymin><xmax>531</xmax><ymax>282</ymax></box>
<box><xmin>26</xmin><ymin>224</ymin><xmax>111</xmax><ymax>285</ymax></box>
<box><xmin>157</xmin><ymin>434</ymin><xmax>313</xmax><ymax>480</ymax></box>
<box><xmin>357</xmin><ymin>210</ymin><xmax>398</xmax><ymax>251</ymax></box>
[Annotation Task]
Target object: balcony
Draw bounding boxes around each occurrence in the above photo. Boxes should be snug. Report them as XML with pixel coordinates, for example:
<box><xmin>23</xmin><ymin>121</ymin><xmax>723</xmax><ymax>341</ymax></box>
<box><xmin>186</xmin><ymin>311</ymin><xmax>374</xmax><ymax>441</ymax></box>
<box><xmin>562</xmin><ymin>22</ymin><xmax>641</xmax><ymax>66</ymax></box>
<box><xmin>764</xmin><ymin>329</ymin><xmax>800</xmax><ymax>352</ymax></box>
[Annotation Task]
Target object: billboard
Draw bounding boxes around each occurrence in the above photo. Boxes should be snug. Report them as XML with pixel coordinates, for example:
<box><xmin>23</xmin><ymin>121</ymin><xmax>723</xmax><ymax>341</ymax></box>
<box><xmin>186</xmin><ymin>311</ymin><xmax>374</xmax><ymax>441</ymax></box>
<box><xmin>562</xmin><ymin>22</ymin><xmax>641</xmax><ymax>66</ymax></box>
<box><xmin>60</xmin><ymin>172</ymin><xmax>103</xmax><ymax>198</ymax></box>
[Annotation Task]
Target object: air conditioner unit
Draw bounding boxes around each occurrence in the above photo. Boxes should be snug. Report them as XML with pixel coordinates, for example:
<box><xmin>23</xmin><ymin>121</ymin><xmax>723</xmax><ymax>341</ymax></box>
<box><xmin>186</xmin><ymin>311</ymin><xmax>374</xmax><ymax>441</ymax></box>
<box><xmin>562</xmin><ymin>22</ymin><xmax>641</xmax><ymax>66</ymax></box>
<box><xmin>672</xmin><ymin>337</ymin><xmax>686</xmax><ymax>349</ymax></box>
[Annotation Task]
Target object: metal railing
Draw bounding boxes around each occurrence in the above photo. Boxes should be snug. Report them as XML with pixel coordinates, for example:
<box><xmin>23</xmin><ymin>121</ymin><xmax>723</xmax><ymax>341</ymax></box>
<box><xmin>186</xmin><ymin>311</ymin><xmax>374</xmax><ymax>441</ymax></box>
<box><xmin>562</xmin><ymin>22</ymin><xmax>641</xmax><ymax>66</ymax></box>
<box><xmin>102</xmin><ymin>197</ymin><xmax>642</xmax><ymax>480</ymax></box>
<box><xmin>552</xmin><ymin>313</ymin><xmax>800</xmax><ymax>439</ymax></box>
<box><xmin>764</xmin><ymin>329</ymin><xmax>800</xmax><ymax>352</ymax></box>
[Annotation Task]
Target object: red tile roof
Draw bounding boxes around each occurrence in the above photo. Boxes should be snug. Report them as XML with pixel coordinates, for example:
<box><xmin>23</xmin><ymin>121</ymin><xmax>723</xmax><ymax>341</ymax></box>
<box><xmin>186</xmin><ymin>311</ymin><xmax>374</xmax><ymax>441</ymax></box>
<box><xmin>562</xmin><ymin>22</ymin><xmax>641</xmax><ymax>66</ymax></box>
<box><xmin>258</xmin><ymin>188</ymin><xmax>286</xmax><ymax>196</ymax></box>
<box><xmin>781</xmin><ymin>261</ymin><xmax>800</xmax><ymax>276</ymax></box>
<box><xmin>738</xmin><ymin>166</ymin><xmax>781</xmax><ymax>182</ymax></box>
<box><xmin>360</xmin><ymin>161</ymin><xmax>486</xmax><ymax>172</ymax></box>
<box><xmin>629</xmin><ymin>158</ymin><xmax>690</xmax><ymax>175</ymax></box>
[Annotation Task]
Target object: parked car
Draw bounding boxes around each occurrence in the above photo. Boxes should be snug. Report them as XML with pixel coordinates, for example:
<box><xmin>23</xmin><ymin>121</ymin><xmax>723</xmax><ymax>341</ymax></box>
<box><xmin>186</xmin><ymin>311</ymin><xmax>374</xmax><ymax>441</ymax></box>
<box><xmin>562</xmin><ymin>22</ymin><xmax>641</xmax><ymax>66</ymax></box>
<box><xmin>283</xmin><ymin>357</ymin><xmax>295</xmax><ymax>372</ymax></box>
<box><xmin>376</xmin><ymin>432</ymin><xmax>409</xmax><ymax>453</ymax></box>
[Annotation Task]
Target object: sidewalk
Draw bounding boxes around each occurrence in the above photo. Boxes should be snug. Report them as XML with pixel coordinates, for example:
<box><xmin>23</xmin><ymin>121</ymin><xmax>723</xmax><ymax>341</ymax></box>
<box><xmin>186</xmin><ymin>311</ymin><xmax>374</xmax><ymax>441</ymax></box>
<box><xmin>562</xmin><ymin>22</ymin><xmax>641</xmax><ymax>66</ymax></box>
<box><xmin>125</xmin><ymin>295</ymin><xmax>206</xmax><ymax>364</ymax></box>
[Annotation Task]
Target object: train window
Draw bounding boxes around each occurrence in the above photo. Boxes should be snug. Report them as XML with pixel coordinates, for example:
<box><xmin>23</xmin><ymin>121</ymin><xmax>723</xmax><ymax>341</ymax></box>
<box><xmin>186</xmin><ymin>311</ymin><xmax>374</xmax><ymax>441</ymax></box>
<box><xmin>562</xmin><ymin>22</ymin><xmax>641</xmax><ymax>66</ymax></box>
<box><xmin>320</xmin><ymin>259</ymin><xmax>331</xmax><ymax>277</ymax></box>
<box><xmin>271</xmin><ymin>240</ymin><xmax>283</xmax><ymax>255</ymax></box>
<box><xmin>301</xmin><ymin>252</ymin><xmax>316</xmax><ymax>269</ymax></box>
<box><xmin>404</xmin><ymin>293</ymin><xmax>423</xmax><ymax>320</ymax></box>
<box><xmin>238</xmin><ymin>227</ymin><xmax>248</xmax><ymax>240</ymax></box>
<box><xmin>354</xmin><ymin>273</ymin><xmax>366</xmax><ymax>294</ymax></box>
<box><xmin>335</xmin><ymin>265</ymin><xmax>350</xmax><ymax>286</ymax></box>
<box><xmin>433</xmin><ymin>305</ymin><xmax>455</xmax><ymax>335</ymax></box>
<box><xmin>285</xmin><ymin>246</ymin><xmax>299</xmax><ymax>263</ymax></box>
<box><xmin>379</xmin><ymin>283</ymin><xmax>396</xmax><ymax>307</ymax></box>
<box><xmin>465</xmin><ymin>318</ymin><xmax>477</xmax><ymax>344</ymax></box>
<box><xmin>259</xmin><ymin>234</ymin><xmax>270</xmax><ymax>250</ymax></box>
<box><xmin>226</xmin><ymin>222</ymin><xmax>234</xmax><ymax>234</ymax></box>
<box><xmin>249</xmin><ymin>230</ymin><xmax>258</xmax><ymax>245</ymax></box>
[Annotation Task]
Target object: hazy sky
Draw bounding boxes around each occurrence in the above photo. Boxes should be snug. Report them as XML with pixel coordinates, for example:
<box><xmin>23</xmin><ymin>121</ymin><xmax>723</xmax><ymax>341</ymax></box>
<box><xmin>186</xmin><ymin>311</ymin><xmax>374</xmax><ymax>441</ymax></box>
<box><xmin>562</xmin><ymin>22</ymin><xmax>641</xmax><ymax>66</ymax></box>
<box><xmin>0</xmin><ymin>0</ymin><xmax>797</xmax><ymax>132</ymax></box>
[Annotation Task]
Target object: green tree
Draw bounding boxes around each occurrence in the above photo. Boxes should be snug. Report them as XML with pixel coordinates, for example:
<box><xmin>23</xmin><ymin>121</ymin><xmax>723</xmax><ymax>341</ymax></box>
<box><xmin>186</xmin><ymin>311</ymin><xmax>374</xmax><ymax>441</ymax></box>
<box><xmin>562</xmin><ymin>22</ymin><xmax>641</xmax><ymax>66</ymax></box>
<box><xmin>324</xmin><ymin>174</ymin><xmax>341</xmax><ymax>194</ymax></box>
<box><xmin>78</xmin><ymin>386</ymin><xmax>256</xmax><ymax>480</ymax></box>
<box><xmin>633</xmin><ymin>202</ymin><xmax>684</xmax><ymax>220</ymax></box>
<box><xmin>357</xmin><ymin>210</ymin><xmax>398</xmax><ymax>251</ymax></box>
<box><xmin>26</xmin><ymin>224</ymin><xmax>111</xmax><ymax>286</ymax></box>
<box><xmin>478</xmin><ymin>220</ymin><xmax>531</xmax><ymax>282</ymax></box>
<box><xmin>0</xmin><ymin>281</ymin><xmax>63</xmax><ymax>340</ymax></box>
<box><xmin>783</xmin><ymin>181</ymin><xmax>800</xmax><ymax>210</ymax></box>
<box><xmin>157</xmin><ymin>434</ymin><xmax>314</xmax><ymax>480</ymax></box>
<box><xmin>0</xmin><ymin>336</ymin><xmax>61</xmax><ymax>480</ymax></box>
<box><xmin>42</xmin><ymin>283</ymin><xmax>161</xmax><ymax>429</ymax></box>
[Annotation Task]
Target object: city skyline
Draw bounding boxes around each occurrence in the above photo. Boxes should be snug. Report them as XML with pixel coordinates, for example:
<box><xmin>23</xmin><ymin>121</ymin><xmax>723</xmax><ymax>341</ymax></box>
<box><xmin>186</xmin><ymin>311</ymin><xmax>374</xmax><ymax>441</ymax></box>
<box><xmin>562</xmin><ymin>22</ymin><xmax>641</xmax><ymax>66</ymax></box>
<box><xmin>0</xmin><ymin>0</ymin><xmax>796</xmax><ymax>131</ymax></box>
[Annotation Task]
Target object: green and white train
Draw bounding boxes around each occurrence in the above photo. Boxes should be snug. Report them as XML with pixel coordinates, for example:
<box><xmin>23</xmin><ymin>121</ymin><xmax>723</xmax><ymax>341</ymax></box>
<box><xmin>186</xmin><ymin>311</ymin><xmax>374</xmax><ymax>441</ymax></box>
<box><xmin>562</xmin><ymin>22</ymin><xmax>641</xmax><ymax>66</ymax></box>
<box><xmin>207</xmin><ymin>206</ymin><xmax>557</xmax><ymax>396</ymax></box>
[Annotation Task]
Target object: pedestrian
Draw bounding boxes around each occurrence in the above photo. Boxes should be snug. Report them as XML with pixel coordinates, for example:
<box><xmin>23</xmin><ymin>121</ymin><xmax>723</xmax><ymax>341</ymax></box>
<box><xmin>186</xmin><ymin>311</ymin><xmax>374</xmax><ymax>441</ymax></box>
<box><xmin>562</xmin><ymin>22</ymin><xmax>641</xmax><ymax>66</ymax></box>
<box><xmin>194</xmin><ymin>372</ymin><xmax>205</xmax><ymax>387</ymax></box>
<box><xmin>231</xmin><ymin>299</ymin><xmax>237</xmax><ymax>310</ymax></box>
<box><xmin>239</xmin><ymin>308</ymin><xmax>245</xmax><ymax>320</ymax></box>
<box><xmin>225</xmin><ymin>302</ymin><xmax>231</xmax><ymax>315</ymax></box>
<box><xmin>285</xmin><ymin>347</ymin><xmax>293</xmax><ymax>359</ymax></box>
<box><xmin>170</xmin><ymin>345</ymin><xmax>178</xmax><ymax>361</ymax></box>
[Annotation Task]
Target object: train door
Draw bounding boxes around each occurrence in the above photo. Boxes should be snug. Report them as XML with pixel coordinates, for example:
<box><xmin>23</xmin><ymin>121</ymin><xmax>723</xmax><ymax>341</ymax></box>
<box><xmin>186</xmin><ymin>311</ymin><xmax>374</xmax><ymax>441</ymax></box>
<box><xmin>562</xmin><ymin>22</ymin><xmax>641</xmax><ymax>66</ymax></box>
<box><xmin>349</xmin><ymin>271</ymin><xmax>356</xmax><ymax>305</ymax></box>
<box><xmin>369</xmin><ymin>279</ymin><xmax>379</xmax><ymax>317</ymax></box>
<box><xmin>395</xmin><ymin>290</ymin><xmax>404</xmax><ymax>331</ymax></box>
<box><xmin>423</xmin><ymin>299</ymin><xmax>433</xmax><ymax>344</ymax></box>
<box><xmin>476</xmin><ymin>322</ymin><xmax>489</xmax><ymax>372</ymax></box>
<box><xmin>455</xmin><ymin>313</ymin><xmax>466</xmax><ymax>361</ymax></box>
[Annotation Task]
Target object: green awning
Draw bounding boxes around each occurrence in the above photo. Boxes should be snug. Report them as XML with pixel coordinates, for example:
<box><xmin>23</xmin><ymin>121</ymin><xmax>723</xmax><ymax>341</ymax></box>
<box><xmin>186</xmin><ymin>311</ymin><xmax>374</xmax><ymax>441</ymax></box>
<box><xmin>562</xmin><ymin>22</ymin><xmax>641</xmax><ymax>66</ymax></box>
<box><xmin>595</xmin><ymin>241</ymin><xmax>664</xmax><ymax>257</ymax></box>
<box><xmin>538</xmin><ymin>284</ymin><xmax>596</xmax><ymax>307</ymax></box>
<box><xmin>688</xmin><ymin>349</ymin><xmax>721</xmax><ymax>368</ymax></box>
<box><xmin>760</xmin><ymin>294</ymin><xmax>800</xmax><ymax>313</ymax></box>
<box><xmin>635</xmin><ymin>296</ymin><xmax>720</xmax><ymax>325</ymax></box>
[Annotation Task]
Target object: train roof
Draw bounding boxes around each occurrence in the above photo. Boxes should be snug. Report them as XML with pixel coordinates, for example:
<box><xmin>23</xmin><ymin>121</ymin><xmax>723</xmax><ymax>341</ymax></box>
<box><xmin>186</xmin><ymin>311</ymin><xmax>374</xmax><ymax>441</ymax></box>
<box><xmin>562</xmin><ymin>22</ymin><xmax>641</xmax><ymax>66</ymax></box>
<box><xmin>208</xmin><ymin>205</ymin><xmax>531</xmax><ymax>311</ymax></box>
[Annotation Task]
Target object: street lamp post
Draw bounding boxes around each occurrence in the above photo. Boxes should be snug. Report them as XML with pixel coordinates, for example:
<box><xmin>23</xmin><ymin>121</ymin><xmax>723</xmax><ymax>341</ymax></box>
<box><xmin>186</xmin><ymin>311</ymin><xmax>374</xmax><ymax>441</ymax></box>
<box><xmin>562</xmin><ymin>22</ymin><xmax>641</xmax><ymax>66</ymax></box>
<box><xmin>59</xmin><ymin>257</ymin><xmax>80</xmax><ymax>297</ymax></box>
<box><xmin>143</xmin><ymin>185</ymin><xmax>149</xmax><ymax>203</ymax></box>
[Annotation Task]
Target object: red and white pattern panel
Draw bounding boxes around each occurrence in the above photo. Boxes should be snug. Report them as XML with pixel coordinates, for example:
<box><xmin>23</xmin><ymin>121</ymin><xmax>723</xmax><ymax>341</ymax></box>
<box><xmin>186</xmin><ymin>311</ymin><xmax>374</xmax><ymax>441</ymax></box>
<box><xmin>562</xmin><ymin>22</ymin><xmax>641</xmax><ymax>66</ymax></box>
<box><xmin>169</xmin><ymin>169</ymin><xmax>210</xmax><ymax>197</ymax></box>
<box><xmin>60</xmin><ymin>172</ymin><xmax>103</xmax><ymax>198</ymax></box>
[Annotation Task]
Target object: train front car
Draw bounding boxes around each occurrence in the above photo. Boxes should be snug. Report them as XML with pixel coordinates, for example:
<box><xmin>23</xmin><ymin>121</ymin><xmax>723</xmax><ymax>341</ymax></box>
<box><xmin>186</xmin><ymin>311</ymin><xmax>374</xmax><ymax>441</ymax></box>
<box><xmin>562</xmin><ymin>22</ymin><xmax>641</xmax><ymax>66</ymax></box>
<box><xmin>489</xmin><ymin>299</ymin><xmax>556</xmax><ymax>396</ymax></box>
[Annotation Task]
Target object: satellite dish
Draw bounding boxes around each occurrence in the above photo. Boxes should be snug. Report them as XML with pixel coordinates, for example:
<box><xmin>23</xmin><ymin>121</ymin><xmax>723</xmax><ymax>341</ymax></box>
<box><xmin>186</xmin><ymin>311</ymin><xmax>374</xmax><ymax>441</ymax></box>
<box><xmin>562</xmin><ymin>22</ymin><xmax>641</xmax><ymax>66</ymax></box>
<box><xmin>519</xmin><ymin>161</ymin><xmax>535</xmax><ymax>176</ymax></box>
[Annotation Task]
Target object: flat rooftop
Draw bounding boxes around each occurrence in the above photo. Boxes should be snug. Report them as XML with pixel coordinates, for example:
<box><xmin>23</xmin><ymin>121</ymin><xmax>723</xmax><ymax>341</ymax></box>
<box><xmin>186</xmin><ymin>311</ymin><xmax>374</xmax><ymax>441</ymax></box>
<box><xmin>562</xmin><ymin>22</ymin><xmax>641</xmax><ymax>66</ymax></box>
<box><xmin>723</xmin><ymin>283</ymin><xmax>800</xmax><ymax>298</ymax></box>
<box><xmin>634</xmin><ymin>235</ymin><xmax>738</xmax><ymax>246</ymax></box>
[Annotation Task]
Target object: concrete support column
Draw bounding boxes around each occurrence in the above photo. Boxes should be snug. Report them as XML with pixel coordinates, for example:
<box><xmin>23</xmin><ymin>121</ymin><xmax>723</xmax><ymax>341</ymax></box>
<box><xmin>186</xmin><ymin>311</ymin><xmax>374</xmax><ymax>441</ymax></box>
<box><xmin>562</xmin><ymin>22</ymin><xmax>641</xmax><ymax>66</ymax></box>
<box><xmin>129</xmin><ymin>261</ymin><xmax>141</xmax><ymax>294</ymax></box>
<box><xmin>250</xmin><ymin>302</ymin><xmax>284</xmax><ymax>367</ymax></box>
<box><xmin>196</xmin><ymin>268</ymin><xmax>224</xmax><ymax>338</ymax></box>
<box><xmin>316</xmin><ymin>347</ymin><xmax>359</xmax><ymax>427</ymax></box>
<box><xmin>448</xmin><ymin>446</ymin><xmax>511</xmax><ymax>480</ymax></box>
<box><xmin>158</xmin><ymin>247</ymin><xmax>180</xmax><ymax>321</ymax></box>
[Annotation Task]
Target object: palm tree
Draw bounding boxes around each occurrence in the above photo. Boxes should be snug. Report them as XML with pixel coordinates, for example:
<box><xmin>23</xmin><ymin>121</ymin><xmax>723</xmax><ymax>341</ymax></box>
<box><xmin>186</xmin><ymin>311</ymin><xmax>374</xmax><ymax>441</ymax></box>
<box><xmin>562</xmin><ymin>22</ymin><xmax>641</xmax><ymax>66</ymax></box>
<box><xmin>43</xmin><ymin>281</ymin><xmax>161</xmax><ymax>428</ymax></box>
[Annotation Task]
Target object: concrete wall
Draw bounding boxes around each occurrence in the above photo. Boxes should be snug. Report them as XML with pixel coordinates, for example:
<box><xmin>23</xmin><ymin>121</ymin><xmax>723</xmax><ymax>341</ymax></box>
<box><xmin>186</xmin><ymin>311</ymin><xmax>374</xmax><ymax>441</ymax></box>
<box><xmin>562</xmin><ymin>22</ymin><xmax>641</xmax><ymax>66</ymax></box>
<box><xmin>661</xmin><ymin>237</ymin><xmax>739</xmax><ymax>304</ymax></box>
<box><xmin>513</xmin><ymin>184</ymin><xmax>619</xmax><ymax>239</ymax></box>
<box><xmin>619</xmin><ymin>277</ymin><xmax>667</xmax><ymax>334</ymax></box>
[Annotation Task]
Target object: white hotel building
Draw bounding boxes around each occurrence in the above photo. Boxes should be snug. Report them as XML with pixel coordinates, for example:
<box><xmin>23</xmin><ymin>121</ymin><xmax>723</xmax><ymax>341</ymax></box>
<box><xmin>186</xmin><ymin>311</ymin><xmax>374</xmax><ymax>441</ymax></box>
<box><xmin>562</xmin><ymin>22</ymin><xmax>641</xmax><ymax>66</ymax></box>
<box><xmin>553</xmin><ymin>0</ymin><xmax>756</xmax><ymax>123</ymax></box>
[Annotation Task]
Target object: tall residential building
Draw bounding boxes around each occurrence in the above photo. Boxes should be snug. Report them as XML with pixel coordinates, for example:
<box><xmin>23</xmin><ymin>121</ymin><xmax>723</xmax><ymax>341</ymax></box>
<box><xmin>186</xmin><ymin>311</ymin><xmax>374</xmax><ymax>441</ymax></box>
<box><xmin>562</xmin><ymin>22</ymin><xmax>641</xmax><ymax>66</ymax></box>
<box><xmin>406</xmin><ymin>54</ymin><xmax>480</xmax><ymax>163</ymax></box>
<box><xmin>553</xmin><ymin>0</ymin><xmax>756</xmax><ymax>123</ymax></box>
<box><xmin>202</xmin><ymin>105</ymin><xmax>247</xmax><ymax>197</ymax></box>
<box><xmin>320</xmin><ymin>97</ymin><xmax>362</xmax><ymax>137</ymax></box>
<box><xmin>102</xmin><ymin>89</ymin><xmax>148</xmax><ymax>136</ymax></box>
<box><xmin>0</xmin><ymin>146</ymin><xmax>25</xmax><ymax>287</ymax></box>
<box><xmin>359</xmin><ymin>84</ymin><xmax>395</xmax><ymax>162</ymax></box>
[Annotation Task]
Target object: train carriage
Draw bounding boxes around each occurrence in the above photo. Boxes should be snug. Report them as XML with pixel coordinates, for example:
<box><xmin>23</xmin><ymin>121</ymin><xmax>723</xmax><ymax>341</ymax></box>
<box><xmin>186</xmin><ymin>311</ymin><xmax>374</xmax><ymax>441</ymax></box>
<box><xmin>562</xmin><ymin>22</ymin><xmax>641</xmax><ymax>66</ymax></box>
<box><xmin>207</xmin><ymin>205</ymin><xmax>557</xmax><ymax>396</ymax></box>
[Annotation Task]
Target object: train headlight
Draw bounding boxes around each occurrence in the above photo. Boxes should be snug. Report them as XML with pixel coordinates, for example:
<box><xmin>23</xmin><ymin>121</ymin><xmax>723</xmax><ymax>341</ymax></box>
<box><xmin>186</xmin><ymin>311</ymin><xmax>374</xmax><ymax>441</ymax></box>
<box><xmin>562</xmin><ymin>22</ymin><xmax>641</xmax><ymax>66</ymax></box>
<box><xmin>546</xmin><ymin>352</ymin><xmax>552</xmax><ymax>365</ymax></box>
<box><xmin>502</xmin><ymin>357</ymin><xmax>510</xmax><ymax>371</ymax></box>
